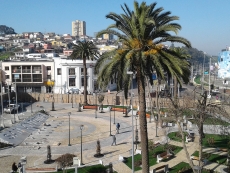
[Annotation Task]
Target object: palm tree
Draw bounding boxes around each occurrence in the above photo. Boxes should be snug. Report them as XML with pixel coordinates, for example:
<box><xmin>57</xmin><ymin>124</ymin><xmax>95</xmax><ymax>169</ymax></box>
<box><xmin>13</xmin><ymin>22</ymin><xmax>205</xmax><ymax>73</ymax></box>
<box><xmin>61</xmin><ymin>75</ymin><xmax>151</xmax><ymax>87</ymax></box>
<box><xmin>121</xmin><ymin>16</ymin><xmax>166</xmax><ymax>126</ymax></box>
<box><xmin>71</xmin><ymin>40</ymin><xmax>100</xmax><ymax>105</ymax></box>
<box><xmin>95</xmin><ymin>1</ymin><xmax>191</xmax><ymax>172</ymax></box>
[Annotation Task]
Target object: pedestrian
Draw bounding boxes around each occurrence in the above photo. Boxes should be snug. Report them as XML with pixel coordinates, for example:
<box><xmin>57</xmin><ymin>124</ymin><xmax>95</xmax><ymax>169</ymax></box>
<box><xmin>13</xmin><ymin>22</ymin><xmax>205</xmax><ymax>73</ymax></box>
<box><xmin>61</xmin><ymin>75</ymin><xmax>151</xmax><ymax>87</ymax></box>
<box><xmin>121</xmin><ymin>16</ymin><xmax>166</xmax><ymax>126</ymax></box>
<box><xmin>12</xmin><ymin>162</ymin><xmax>17</xmax><ymax>173</ymax></box>
<box><xmin>116</xmin><ymin>123</ymin><xmax>120</xmax><ymax>134</ymax></box>
<box><xmin>111</xmin><ymin>134</ymin><xmax>116</xmax><ymax>146</ymax></box>
<box><xmin>216</xmin><ymin>95</ymin><xmax>219</xmax><ymax>100</ymax></box>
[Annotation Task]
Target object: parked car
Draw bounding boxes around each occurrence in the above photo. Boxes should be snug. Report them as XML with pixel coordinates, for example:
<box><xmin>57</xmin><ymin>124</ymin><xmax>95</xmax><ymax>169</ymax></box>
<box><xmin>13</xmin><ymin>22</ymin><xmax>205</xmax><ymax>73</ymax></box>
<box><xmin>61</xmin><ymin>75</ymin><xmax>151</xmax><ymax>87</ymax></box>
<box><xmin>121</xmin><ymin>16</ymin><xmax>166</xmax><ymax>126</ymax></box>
<box><xmin>67</xmin><ymin>88</ymin><xmax>79</xmax><ymax>94</ymax></box>
<box><xmin>4</xmin><ymin>104</ymin><xmax>20</xmax><ymax>114</ymax></box>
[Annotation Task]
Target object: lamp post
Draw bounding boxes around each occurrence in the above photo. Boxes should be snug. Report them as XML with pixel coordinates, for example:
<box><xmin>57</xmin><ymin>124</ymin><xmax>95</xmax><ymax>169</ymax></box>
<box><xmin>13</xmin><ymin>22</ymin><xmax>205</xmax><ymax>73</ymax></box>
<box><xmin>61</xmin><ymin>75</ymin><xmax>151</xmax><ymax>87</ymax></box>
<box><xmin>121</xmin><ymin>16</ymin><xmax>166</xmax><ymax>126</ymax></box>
<box><xmin>127</xmin><ymin>71</ymin><xmax>134</xmax><ymax>173</ymax></box>
<box><xmin>95</xmin><ymin>91</ymin><xmax>97</xmax><ymax>118</ymax></box>
<box><xmin>109</xmin><ymin>106</ymin><xmax>112</xmax><ymax>136</ymax></box>
<box><xmin>202</xmin><ymin>52</ymin><xmax>206</xmax><ymax>94</ymax></box>
<box><xmin>113</xmin><ymin>96</ymin><xmax>115</xmax><ymax>124</ymax></box>
<box><xmin>80</xmin><ymin>125</ymin><xmax>84</xmax><ymax>165</ymax></box>
<box><xmin>72</xmin><ymin>88</ymin><xmax>73</xmax><ymax>108</ymax></box>
<box><xmin>1</xmin><ymin>81</ymin><xmax>3</xmax><ymax>126</ymax></box>
<box><xmin>68</xmin><ymin>112</ymin><xmax>71</xmax><ymax>146</ymax></box>
<box><xmin>13</xmin><ymin>103</ymin><xmax>15</xmax><ymax>123</ymax></box>
<box><xmin>134</xmin><ymin>115</ymin><xmax>139</xmax><ymax>150</ymax></box>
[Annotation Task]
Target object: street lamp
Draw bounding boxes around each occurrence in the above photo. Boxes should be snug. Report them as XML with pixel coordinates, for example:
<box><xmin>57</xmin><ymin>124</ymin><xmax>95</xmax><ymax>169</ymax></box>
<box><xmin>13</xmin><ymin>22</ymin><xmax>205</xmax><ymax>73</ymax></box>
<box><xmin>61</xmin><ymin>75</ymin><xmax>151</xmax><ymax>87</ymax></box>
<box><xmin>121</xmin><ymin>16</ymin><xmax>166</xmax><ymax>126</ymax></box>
<box><xmin>127</xmin><ymin>70</ymin><xmax>134</xmax><ymax>173</ymax></box>
<box><xmin>202</xmin><ymin>52</ymin><xmax>206</xmax><ymax>94</ymax></box>
<box><xmin>95</xmin><ymin>91</ymin><xmax>97</xmax><ymax>118</ymax></box>
<box><xmin>13</xmin><ymin>103</ymin><xmax>15</xmax><ymax>123</ymax></box>
<box><xmin>72</xmin><ymin>88</ymin><xmax>73</xmax><ymax>108</ymax></box>
<box><xmin>109</xmin><ymin>106</ymin><xmax>112</xmax><ymax>136</ymax></box>
<box><xmin>80</xmin><ymin>125</ymin><xmax>84</xmax><ymax>165</ymax></box>
<box><xmin>68</xmin><ymin>112</ymin><xmax>71</xmax><ymax>146</ymax></box>
<box><xmin>134</xmin><ymin>114</ymin><xmax>139</xmax><ymax>150</ymax></box>
<box><xmin>113</xmin><ymin>96</ymin><xmax>115</xmax><ymax>124</ymax></box>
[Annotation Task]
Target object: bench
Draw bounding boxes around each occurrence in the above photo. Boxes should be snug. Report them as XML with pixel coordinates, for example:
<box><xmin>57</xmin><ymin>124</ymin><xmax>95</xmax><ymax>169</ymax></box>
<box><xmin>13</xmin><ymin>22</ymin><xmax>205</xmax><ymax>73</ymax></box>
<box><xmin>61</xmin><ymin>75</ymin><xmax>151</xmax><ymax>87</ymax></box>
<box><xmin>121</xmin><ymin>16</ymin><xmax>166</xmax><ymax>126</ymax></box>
<box><xmin>136</xmin><ymin>111</ymin><xmax>150</xmax><ymax>118</ymax></box>
<box><xmin>111</xmin><ymin>107</ymin><xmax>126</xmax><ymax>112</ymax></box>
<box><xmin>151</xmin><ymin>164</ymin><xmax>169</xmax><ymax>173</ymax></box>
<box><xmin>119</xmin><ymin>155</ymin><xmax>128</xmax><ymax>162</ymax></box>
<box><xmin>186</xmin><ymin>136</ymin><xmax>192</xmax><ymax>143</ymax></box>
<box><xmin>216</xmin><ymin>148</ymin><xmax>228</xmax><ymax>152</ymax></box>
<box><xmin>83</xmin><ymin>105</ymin><xmax>98</xmax><ymax>109</ymax></box>
<box><xmin>190</xmin><ymin>155</ymin><xmax>199</xmax><ymax>160</ymax></box>
<box><xmin>190</xmin><ymin>156</ymin><xmax>208</xmax><ymax>165</ymax></box>
<box><xmin>157</xmin><ymin>150</ymin><xmax>173</xmax><ymax>163</ymax></box>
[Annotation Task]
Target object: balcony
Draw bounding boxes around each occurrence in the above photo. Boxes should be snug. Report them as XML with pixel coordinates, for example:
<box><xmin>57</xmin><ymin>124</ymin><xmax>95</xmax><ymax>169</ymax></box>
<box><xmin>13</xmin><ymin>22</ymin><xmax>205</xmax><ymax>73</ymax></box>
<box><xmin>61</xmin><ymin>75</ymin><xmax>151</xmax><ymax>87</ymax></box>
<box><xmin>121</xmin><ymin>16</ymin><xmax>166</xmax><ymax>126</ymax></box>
<box><xmin>32</xmin><ymin>70</ymin><xmax>42</xmax><ymax>73</ymax></box>
<box><xmin>22</xmin><ymin>69</ymin><xmax>31</xmax><ymax>73</ymax></box>
<box><xmin>12</xmin><ymin>69</ymin><xmax>21</xmax><ymax>73</ymax></box>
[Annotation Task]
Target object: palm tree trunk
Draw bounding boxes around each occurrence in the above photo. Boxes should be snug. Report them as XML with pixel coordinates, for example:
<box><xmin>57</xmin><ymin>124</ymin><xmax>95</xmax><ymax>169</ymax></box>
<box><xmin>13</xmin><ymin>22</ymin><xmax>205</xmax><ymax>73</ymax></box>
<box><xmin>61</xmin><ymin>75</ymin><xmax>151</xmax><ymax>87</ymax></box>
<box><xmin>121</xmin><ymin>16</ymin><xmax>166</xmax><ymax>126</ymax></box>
<box><xmin>174</xmin><ymin>76</ymin><xmax>178</xmax><ymax>100</ymax></box>
<box><xmin>136</xmin><ymin>67</ymin><xmax>149</xmax><ymax>173</ymax></box>
<box><xmin>83</xmin><ymin>58</ymin><xmax>88</xmax><ymax>105</ymax></box>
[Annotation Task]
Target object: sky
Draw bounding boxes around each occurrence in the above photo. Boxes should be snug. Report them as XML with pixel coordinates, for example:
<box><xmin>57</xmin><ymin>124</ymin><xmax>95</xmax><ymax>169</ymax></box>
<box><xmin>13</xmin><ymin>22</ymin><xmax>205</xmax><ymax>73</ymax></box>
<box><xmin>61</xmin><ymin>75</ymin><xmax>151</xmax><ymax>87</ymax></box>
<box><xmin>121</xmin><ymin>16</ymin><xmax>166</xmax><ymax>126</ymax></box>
<box><xmin>1</xmin><ymin>0</ymin><xmax>230</xmax><ymax>56</ymax></box>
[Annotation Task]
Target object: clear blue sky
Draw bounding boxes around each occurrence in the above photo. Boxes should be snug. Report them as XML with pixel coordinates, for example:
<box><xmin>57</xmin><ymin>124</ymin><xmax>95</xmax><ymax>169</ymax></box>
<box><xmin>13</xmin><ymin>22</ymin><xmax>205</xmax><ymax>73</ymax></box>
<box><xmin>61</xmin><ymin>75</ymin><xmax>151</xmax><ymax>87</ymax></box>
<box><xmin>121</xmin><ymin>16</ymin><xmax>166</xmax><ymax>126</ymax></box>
<box><xmin>1</xmin><ymin>0</ymin><xmax>230</xmax><ymax>56</ymax></box>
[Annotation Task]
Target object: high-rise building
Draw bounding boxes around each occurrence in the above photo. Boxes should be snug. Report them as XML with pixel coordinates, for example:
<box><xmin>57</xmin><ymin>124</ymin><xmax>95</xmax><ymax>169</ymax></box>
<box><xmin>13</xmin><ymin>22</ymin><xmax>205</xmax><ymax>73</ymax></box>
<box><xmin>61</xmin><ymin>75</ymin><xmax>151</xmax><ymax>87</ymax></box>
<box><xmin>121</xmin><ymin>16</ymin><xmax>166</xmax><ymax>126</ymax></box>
<box><xmin>72</xmin><ymin>20</ymin><xmax>86</xmax><ymax>37</ymax></box>
<box><xmin>103</xmin><ymin>33</ymin><xmax>113</xmax><ymax>40</ymax></box>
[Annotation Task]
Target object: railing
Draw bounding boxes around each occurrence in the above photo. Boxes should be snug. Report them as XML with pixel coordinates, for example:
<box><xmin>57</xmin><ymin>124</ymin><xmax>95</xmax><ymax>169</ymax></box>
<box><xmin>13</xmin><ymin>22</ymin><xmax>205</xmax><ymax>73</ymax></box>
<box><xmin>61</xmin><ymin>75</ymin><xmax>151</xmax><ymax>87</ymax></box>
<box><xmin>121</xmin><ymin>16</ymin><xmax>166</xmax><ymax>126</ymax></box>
<box><xmin>32</xmin><ymin>70</ymin><xmax>42</xmax><ymax>73</ymax></box>
<box><xmin>12</xmin><ymin>69</ymin><xmax>21</xmax><ymax>73</ymax></box>
<box><xmin>22</xmin><ymin>69</ymin><xmax>31</xmax><ymax>73</ymax></box>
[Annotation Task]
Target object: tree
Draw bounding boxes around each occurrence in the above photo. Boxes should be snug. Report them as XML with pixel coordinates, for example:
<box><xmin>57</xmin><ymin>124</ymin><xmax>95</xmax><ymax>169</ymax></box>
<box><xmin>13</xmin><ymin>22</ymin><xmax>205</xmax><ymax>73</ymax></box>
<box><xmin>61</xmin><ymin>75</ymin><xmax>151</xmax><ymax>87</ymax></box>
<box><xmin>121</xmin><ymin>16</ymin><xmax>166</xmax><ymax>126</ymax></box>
<box><xmin>0</xmin><ymin>25</ymin><xmax>16</xmax><ymax>35</ymax></box>
<box><xmin>71</xmin><ymin>40</ymin><xmax>100</xmax><ymax>105</ymax></box>
<box><xmin>55</xmin><ymin>153</ymin><xmax>76</xmax><ymax>173</ymax></box>
<box><xmin>94</xmin><ymin>1</ymin><xmax>191</xmax><ymax>172</ymax></box>
<box><xmin>166</xmin><ymin>89</ymin><xmax>230</xmax><ymax>172</ymax></box>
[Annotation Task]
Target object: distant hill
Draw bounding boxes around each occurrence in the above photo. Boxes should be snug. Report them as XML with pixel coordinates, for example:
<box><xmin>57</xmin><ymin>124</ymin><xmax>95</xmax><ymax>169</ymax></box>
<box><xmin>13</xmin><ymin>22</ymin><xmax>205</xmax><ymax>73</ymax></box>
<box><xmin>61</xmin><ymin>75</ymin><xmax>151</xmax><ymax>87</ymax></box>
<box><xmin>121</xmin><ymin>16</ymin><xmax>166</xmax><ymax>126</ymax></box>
<box><xmin>181</xmin><ymin>46</ymin><xmax>217</xmax><ymax>64</ymax></box>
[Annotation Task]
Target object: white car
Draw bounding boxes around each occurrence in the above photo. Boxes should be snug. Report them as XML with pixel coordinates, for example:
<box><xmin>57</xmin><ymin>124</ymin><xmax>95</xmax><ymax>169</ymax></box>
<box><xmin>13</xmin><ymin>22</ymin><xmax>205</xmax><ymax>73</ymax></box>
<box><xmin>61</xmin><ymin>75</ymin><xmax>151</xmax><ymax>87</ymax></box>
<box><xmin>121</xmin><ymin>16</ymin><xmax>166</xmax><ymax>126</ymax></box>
<box><xmin>67</xmin><ymin>88</ymin><xmax>79</xmax><ymax>94</ymax></box>
<box><xmin>4</xmin><ymin>104</ymin><xmax>20</xmax><ymax>114</ymax></box>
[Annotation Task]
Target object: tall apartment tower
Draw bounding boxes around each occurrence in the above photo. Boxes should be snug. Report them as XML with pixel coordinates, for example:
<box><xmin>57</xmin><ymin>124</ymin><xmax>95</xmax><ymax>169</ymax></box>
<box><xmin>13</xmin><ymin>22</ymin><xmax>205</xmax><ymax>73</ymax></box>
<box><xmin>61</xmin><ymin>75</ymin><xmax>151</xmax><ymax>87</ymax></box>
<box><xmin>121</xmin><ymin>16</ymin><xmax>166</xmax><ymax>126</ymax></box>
<box><xmin>72</xmin><ymin>20</ymin><xmax>86</xmax><ymax>37</ymax></box>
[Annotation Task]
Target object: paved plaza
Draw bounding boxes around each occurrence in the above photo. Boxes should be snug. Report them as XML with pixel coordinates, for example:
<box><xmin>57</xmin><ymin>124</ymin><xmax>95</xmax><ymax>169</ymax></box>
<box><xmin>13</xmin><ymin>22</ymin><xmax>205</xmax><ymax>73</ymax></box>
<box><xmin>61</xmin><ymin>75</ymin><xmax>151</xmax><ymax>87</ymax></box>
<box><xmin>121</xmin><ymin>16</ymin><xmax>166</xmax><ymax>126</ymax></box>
<box><xmin>0</xmin><ymin>101</ymin><xmax>229</xmax><ymax>173</ymax></box>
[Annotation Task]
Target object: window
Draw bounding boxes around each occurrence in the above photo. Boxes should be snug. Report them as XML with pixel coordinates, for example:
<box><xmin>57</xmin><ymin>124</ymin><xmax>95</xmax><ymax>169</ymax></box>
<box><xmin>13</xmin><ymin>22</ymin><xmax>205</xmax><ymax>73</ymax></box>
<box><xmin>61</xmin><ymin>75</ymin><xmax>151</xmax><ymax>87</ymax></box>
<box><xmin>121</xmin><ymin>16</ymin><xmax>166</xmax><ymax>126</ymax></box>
<box><xmin>6</xmin><ymin>75</ymin><xmax>9</xmax><ymax>79</ymax></box>
<box><xmin>47</xmin><ymin>66</ymin><xmax>51</xmax><ymax>70</ymax></box>
<box><xmin>81</xmin><ymin>77</ymin><xmax>88</xmax><ymax>87</ymax></box>
<box><xmin>5</xmin><ymin>66</ymin><xmax>9</xmax><ymax>70</ymax></box>
<box><xmin>69</xmin><ymin>78</ymin><xmax>75</xmax><ymax>86</ymax></box>
<box><xmin>69</xmin><ymin>68</ymin><xmax>75</xmax><ymax>75</ymax></box>
<box><xmin>57</xmin><ymin>68</ymin><xmax>61</xmax><ymax>75</ymax></box>
<box><xmin>81</xmin><ymin>68</ymin><xmax>87</xmax><ymax>75</ymax></box>
<box><xmin>47</xmin><ymin>75</ymin><xmax>51</xmax><ymax>79</ymax></box>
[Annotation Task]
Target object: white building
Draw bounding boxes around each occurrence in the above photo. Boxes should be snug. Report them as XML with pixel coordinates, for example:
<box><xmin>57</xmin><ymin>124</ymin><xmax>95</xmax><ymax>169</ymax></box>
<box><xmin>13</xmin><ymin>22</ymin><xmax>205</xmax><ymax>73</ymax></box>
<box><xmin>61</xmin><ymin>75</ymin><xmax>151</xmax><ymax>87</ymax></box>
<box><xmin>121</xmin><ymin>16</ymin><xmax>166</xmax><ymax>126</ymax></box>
<box><xmin>53</xmin><ymin>57</ymin><xmax>96</xmax><ymax>94</ymax></box>
<box><xmin>71</xmin><ymin>20</ymin><xmax>86</xmax><ymax>37</ymax></box>
<box><xmin>2</xmin><ymin>59</ymin><xmax>54</xmax><ymax>93</ymax></box>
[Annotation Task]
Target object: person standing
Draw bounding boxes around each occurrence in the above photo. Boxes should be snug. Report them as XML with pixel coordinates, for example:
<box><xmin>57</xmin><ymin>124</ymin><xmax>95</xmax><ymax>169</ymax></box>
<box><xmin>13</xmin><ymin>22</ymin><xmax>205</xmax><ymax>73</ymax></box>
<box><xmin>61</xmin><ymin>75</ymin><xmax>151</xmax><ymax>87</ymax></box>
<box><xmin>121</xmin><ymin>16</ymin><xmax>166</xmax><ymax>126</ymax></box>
<box><xmin>116</xmin><ymin>123</ymin><xmax>120</xmax><ymax>134</ymax></box>
<box><xmin>111</xmin><ymin>134</ymin><xmax>116</xmax><ymax>146</ymax></box>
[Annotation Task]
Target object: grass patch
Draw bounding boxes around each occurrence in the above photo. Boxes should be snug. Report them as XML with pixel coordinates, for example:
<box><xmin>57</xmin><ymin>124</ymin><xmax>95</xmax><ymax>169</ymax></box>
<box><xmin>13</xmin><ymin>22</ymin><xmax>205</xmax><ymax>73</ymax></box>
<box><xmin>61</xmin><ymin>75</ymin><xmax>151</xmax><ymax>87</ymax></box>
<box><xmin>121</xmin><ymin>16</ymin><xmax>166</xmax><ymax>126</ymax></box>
<box><xmin>189</xmin><ymin>117</ymin><xmax>230</xmax><ymax>126</ymax></box>
<box><xmin>168</xmin><ymin>132</ymin><xmax>188</xmax><ymax>142</ymax></box>
<box><xmin>191</xmin><ymin>151</ymin><xmax>227</xmax><ymax>164</ymax></box>
<box><xmin>125</xmin><ymin>144</ymin><xmax>183</xmax><ymax>171</ymax></box>
<box><xmin>170</xmin><ymin>162</ymin><xmax>212</xmax><ymax>173</ymax></box>
<box><xmin>53</xmin><ymin>164</ymin><xmax>117</xmax><ymax>173</ymax></box>
<box><xmin>169</xmin><ymin>133</ymin><xmax>230</xmax><ymax>149</ymax></box>
<box><xmin>194</xmin><ymin>76</ymin><xmax>201</xmax><ymax>84</ymax></box>
<box><xmin>203</xmin><ymin>134</ymin><xmax>230</xmax><ymax>148</ymax></box>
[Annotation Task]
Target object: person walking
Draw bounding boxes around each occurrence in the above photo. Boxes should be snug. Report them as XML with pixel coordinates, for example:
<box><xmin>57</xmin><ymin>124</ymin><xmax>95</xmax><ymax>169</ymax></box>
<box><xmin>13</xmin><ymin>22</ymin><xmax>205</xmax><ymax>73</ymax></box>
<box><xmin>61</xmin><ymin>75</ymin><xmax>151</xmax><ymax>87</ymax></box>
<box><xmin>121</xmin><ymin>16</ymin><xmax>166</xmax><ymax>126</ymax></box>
<box><xmin>111</xmin><ymin>134</ymin><xmax>116</xmax><ymax>146</ymax></box>
<box><xmin>116</xmin><ymin>123</ymin><xmax>120</xmax><ymax>134</ymax></box>
<box><xmin>12</xmin><ymin>162</ymin><xmax>18</xmax><ymax>173</ymax></box>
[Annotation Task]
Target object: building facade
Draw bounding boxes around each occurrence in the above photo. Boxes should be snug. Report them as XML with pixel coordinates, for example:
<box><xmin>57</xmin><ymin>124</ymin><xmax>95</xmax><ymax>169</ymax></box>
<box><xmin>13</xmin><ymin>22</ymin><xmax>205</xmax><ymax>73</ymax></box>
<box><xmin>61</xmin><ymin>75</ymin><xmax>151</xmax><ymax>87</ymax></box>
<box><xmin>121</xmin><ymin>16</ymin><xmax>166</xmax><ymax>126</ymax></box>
<box><xmin>71</xmin><ymin>20</ymin><xmax>86</xmax><ymax>37</ymax></box>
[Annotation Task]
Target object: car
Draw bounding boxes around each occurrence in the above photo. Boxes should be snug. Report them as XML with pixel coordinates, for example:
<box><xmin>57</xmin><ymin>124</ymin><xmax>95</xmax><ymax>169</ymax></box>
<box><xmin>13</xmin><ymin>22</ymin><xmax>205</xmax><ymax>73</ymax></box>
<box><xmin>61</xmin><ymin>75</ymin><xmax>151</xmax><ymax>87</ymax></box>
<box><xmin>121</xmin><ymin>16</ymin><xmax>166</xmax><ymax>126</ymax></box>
<box><xmin>4</xmin><ymin>104</ymin><xmax>20</xmax><ymax>114</ymax></box>
<box><xmin>67</xmin><ymin>88</ymin><xmax>79</xmax><ymax>94</ymax></box>
<box><xmin>211</xmin><ymin>89</ymin><xmax>220</xmax><ymax>93</ymax></box>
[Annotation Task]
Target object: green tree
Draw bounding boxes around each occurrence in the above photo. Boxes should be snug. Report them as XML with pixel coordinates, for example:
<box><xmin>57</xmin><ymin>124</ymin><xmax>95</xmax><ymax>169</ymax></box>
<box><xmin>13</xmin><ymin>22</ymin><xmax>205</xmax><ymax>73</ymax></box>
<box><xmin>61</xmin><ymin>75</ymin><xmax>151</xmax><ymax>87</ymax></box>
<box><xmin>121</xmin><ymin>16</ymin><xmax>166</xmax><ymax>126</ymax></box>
<box><xmin>71</xmin><ymin>40</ymin><xmax>100</xmax><ymax>105</ymax></box>
<box><xmin>0</xmin><ymin>25</ymin><xmax>16</xmax><ymax>35</ymax></box>
<box><xmin>95</xmin><ymin>1</ymin><xmax>191</xmax><ymax>172</ymax></box>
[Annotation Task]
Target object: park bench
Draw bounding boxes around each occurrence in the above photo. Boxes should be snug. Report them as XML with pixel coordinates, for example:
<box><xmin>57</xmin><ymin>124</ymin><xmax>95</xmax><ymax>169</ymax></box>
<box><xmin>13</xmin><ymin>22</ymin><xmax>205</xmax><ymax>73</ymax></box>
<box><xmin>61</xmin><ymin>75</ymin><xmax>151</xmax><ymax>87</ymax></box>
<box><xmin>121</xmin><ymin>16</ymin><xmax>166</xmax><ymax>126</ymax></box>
<box><xmin>151</xmin><ymin>164</ymin><xmax>169</xmax><ymax>173</ymax></box>
<box><xmin>83</xmin><ymin>105</ymin><xmax>97</xmax><ymax>109</ymax></box>
<box><xmin>157</xmin><ymin>150</ymin><xmax>173</xmax><ymax>163</ymax></box>
<box><xmin>216</xmin><ymin>147</ymin><xmax>228</xmax><ymax>152</ymax></box>
<box><xmin>119</xmin><ymin>155</ymin><xmax>128</xmax><ymax>162</ymax></box>
<box><xmin>186</xmin><ymin>135</ymin><xmax>193</xmax><ymax>143</ymax></box>
<box><xmin>190</xmin><ymin>156</ymin><xmax>208</xmax><ymax>165</ymax></box>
